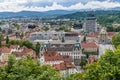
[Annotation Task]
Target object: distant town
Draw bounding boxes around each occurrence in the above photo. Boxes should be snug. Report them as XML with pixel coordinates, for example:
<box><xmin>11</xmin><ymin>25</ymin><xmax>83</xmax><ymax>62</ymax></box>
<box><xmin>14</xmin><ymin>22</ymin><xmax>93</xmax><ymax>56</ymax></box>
<box><xmin>0</xmin><ymin>9</ymin><xmax>120</xmax><ymax>79</ymax></box>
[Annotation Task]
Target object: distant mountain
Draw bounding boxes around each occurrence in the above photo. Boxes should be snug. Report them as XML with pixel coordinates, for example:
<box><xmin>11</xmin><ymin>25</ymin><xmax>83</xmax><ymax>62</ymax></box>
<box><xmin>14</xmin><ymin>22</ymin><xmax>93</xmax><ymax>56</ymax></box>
<box><xmin>0</xmin><ymin>9</ymin><xmax>120</xmax><ymax>19</ymax></box>
<box><xmin>110</xmin><ymin>7</ymin><xmax>120</xmax><ymax>10</ymax></box>
<box><xmin>0</xmin><ymin>10</ymin><xmax>76</xmax><ymax>18</ymax></box>
<box><xmin>56</xmin><ymin>10</ymin><xmax>118</xmax><ymax>20</ymax></box>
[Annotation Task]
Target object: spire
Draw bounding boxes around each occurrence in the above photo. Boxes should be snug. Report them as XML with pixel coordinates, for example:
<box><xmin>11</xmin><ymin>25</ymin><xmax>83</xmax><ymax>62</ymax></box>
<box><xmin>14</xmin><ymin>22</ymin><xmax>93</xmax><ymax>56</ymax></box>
<box><xmin>74</xmin><ymin>39</ymin><xmax>81</xmax><ymax>50</ymax></box>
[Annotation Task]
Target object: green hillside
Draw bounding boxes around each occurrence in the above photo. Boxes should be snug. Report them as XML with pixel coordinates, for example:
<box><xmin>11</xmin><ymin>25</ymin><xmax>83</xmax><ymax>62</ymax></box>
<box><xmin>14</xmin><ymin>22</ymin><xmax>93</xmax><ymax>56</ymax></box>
<box><xmin>57</xmin><ymin>10</ymin><xmax>120</xmax><ymax>25</ymax></box>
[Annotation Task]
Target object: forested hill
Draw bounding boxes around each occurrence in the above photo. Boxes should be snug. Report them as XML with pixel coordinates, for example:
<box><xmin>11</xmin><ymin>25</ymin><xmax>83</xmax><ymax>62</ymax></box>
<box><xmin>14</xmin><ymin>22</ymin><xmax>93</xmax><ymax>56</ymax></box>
<box><xmin>0</xmin><ymin>10</ymin><xmax>76</xmax><ymax>18</ymax></box>
<box><xmin>56</xmin><ymin>10</ymin><xmax>120</xmax><ymax>25</ymax></box>
<box><xmin>57</xmin><ymin>10</ymin><xmax>114</xmax><ymax>19</ymax></box>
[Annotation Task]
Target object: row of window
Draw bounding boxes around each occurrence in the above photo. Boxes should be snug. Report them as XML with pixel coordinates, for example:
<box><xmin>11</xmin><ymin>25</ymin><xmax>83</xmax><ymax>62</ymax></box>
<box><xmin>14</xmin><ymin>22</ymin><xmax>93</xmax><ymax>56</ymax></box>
<box><xmin>60</xmin><ymin>52</ymin><xmax>81</xmax><ymax>56</ymax></box>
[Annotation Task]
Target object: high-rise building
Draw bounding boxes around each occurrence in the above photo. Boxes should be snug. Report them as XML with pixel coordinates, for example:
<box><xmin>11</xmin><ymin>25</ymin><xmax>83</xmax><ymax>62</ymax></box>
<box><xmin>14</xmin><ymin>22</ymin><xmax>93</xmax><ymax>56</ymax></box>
<box><xmin>84</xmin><ymin>14</ymin><xmax>97</xmax><ymax>33</ymax></box>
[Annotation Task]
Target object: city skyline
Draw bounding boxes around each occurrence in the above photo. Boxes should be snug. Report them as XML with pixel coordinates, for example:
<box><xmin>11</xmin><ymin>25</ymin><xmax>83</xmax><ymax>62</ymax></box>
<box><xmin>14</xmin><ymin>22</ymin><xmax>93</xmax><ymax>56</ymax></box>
<box><xmin>0</xmin><ymin>0</ymin><xmax>120</xmax><ymax>12</ymax></box>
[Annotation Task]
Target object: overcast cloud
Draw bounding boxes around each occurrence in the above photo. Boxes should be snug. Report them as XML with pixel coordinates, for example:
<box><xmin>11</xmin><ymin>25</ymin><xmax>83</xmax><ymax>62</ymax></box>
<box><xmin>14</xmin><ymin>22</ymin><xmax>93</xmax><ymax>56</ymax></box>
<box><xmin>0</xmin><ymin>0</ymin><xmax>120</xmax><ymax>12</ymax></box>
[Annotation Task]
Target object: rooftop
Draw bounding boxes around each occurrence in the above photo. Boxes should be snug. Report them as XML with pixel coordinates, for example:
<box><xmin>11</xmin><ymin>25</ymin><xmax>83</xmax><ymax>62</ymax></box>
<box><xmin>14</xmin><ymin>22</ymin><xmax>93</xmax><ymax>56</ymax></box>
<box><xmin>43</xmin><ymin>50</ymin><xmax>73</xmax><ymax>62</ymax></box>
<box><xmin>82</xmin><ymin>41</ymin><xmax>98</xmax><ymax>48</ymax></box>
<box><xmin>53</xmin><ymin>62</ymin><xmax>75</xmax><ymax>70</ymax></box>
<box><xmin>87</xmin><ymin>32</ymin><xmax>99</xmax><ymax>37</ymax></box>
<box><xmin>12</xmin><ymin>46</ymin><xmax>36</xmax><ymax>58</ymax></box>
<box><xmin>47</xmin><ymin>44</ymin><xmax>75</xmax><ymax>51</ymax></box>
<box><xmin>0</xmin><ymin>46</ymin><xmax>11</xmax><ymax>54</ymax></box>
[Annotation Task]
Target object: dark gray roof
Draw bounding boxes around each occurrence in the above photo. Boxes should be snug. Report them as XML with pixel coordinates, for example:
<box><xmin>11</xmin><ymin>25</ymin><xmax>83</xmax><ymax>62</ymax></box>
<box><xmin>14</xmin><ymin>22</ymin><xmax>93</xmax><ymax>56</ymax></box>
<box><xmin>48</xmin><ymin>44</ymin><xmax>74</xmax><ymax>51</ymax></box>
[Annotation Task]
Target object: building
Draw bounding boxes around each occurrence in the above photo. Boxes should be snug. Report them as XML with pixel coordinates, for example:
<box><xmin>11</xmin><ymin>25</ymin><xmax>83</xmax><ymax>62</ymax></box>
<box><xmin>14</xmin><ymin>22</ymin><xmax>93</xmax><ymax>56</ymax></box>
<box><xmin>12</xmin><ymin>46</ymin><xmax>36</xmax><ymax>59</ymax></box>
<box><xmin>0</xmin><ymin>45</ymin><xmax>36</xmax><ymax>62</ymax></box>
<box><xmin>99</xmin><ymin>27</ymin><xmax>108</xmax><ymax>43</ymax></box>
<box><xmin>0</xmin><ymin>46</ymin><xmax>11</xmax><ymax>62</ymax></box>
<box><xmin>81</xmin><ymin>41</ymin><xmax>99</xmax><ymax>56</ymax></box>
<box><xmin>40</xmin><ymin>40</ymin><xmax>84</xmax><ymax>66</ymax></box>
<box><xmin>84</xmin><ymin>14</ymin><xmax>97</xmax><ymax>33</ymax></box>
<box><xmin>53</xmin><ymin>62</ymin><xmax>77</xmax><ymax>77</ymax></box>
<box><xmin>29</xmin><ymin>31</ymin><xmax>80</xmax><ymax>43</ymax></box>
<box><xmin>40</xmin><ymin>50</ymin><xmax>77</xmax><ymax>77</ymax></box>
<box><xmin>65</xmin><ymin>32</ymin><xmax>79</xmax><ymax>40</ymax></box>
<box><xmin>86</xmin><ymin>32</ymin><xmax>99</xmax><ymax>42</ymax></box>
<box><xmin>71</xmin><ymin>24</ymin><xmax>83</xmax><ymax>32</ymax></box>
<box><xmin>108</xmin><ymin>32</ymin><xmax>116</xmax><ymax>41</ymax></box>
<box><xmin>40</xmin><ymin>50</ymin><xmax>73</xmax><ymax>65</ymax></box>
<box><xmin>0</xmin><ymin>24</ymin><xmax>10</xmax><ymax>34</ymax></box>
<box><xmin>29</xmin><ymin>31</ymin><xmax>65</xmax><ymax>43</ymax></box>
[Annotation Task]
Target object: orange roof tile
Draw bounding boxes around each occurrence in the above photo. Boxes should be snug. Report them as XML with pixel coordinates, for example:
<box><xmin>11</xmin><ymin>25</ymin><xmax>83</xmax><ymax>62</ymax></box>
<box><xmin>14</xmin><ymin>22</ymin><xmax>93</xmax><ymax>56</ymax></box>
<box><xmin>108</xmin><ymin>32</ymin><xmax>116</xmax><ymax>37</ymax></box>
<box><xmin>53</xmin><ymin>62</ymin><xmax>75</xmax><ymax>70</ymax></box>
<box><xmin>0</xmin><ymin>46</ymin><xmax>11</xmax><ymax>54</ymax></box>
<box><xmin>12</xmin><ymin>47</ymin><xmax>36</xmax><ymax>58</ymax></box>
<box><xmin>43</xmin><ymin>50</ymin><xmax>73</xmax><ymax>62</ymax></box>
<box><xmin>82</xmin><ymin>41</ymin><xmax>98</xmax><ymax>48</ymax></box>
<box><xmin>10</xmin><ymin>45</ymin><xmax>19</xmax><ymax>49</ymax></box>
<box><xmin>87</xmin><ymin>32</ymin><xmax>99</xmax><ymax>37</ymax></box>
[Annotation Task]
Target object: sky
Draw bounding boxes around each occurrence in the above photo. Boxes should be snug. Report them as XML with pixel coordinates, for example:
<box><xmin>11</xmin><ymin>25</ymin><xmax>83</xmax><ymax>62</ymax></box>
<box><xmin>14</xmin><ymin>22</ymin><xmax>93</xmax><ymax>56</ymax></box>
<box><xmin>0</xmin><ymin>0</ymin><xmax>120</xmax><ymax>12</ymax></box>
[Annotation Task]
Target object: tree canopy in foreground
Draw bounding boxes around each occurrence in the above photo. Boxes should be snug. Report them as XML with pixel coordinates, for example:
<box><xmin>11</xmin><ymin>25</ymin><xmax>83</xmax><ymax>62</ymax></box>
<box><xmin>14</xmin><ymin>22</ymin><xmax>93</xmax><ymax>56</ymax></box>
<box><xmin>1</xmin><ymin>44</ymin><xmax>120</xmax><ymax>80</ymax></box>
<box><xmin>0</xmin><ymin>55</ymin><xmax>60</xmax><ymax>80</ymax></box>
<box><xmin>71</xmin><ymin>47</ymin><xmax>120</xmax><ymax>80</ymax></box>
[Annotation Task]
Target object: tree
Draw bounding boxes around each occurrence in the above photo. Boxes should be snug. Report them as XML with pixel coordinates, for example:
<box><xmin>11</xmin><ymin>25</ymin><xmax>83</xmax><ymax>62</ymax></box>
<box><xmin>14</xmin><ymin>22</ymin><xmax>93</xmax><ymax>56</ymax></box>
<box><xmin>80</xmin><ymin>58</ymin><xmax>87</xmax><ymax>68</ymax></box>
<box><xmin>44</xmin><ymin>27</ymin><xmax>49</xmax><ymax>31</ymax></box>
<box><xmin>0</xmin><ymin>27</ymin><xmax>2</xmax><ymax>32</ymax></box>
<box><xmin>0</xmin><ymin>55</ymin><xmax>60</xmax><ymax>80</ymax></box>
<box><xmin>22</xmin><ymin>40</ymin><xmax>35</xmax><ymax>50</ymax></box>
<box><xmin>64</xmin><ymin>28</ymin><xmax>71</xmax><ymax>32</ymax></box>
<box><xmin>6</xmin><ymin>36</ymin><xmax>9</xmax><ymax>44</ymax></box>
<box><xmin>9</xmin><ymin>40</ymin><xmax>35</xmax><ymax>51</ymax></box>
<box><xmin>20</xmin><ymin>32</ymin><xmax>24</xmax><ymax>39</ymax></box>
<box><xmin>6</xmin><ymin>55</ymin><xmax>16</xmax><ymax>72</ymax></box>
<box><xmin>13</xmin><ymin>22</ymin><xmax>20</xmax><ymax>30</ymax></box>
<box><xmin>59</xmin><ymin>26</ymin><xmax>65</xmax><ymax>31</ymax></box>
<box><xmin>71</xmin><ymin>48</ymin><xmax>120</xmax><ymax>80</ymax></box>
<box><xmin>112</xmin><ymin>33</ymin><xmax>120</xmax><ymax>48</ymax></box>
<box><xmin>83</xmin><ymin>35</ymin><xmax>86</xmax><ymax>42</ymax></box>
<box><xmin>35</xmin><ymin>42</ymin><xmax>41</xmax><ymax>56</ymax></box>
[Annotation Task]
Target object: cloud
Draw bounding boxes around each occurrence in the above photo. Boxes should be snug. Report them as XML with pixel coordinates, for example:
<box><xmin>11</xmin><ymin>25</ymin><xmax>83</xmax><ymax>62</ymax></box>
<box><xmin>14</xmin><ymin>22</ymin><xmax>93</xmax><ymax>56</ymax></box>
<box><xmin>68</xmin><ymin>0</ymin><xmax>120</xmax><ymax>10</ymax></box>
<box><xmin>0</xmin><ymin>0</ymin><xmax>120</xmax><ymax>12</ymax></box>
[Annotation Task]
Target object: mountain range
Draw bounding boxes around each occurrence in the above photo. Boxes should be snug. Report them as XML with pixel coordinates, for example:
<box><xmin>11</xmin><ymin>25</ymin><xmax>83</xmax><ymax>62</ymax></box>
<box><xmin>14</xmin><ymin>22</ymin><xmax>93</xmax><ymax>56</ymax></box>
<box><xmin>56</xmin><ymin>10</ymin><xmax>120</xmax><ymax>20</ymax></box>
<box><xmin>0</xmin><ymin>10</ymin><xmax>76</xmax><ymax>18</ymax></box>
<box><xmin>0</xmin><ymin>7</ymin><xmax>120</xmax><ymax>19</ymax></box>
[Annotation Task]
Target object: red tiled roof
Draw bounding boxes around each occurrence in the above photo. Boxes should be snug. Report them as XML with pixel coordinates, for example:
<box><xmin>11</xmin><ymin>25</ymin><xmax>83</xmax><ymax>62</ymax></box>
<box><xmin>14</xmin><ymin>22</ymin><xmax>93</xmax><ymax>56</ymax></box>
<box><xmin>53</xmin><ymin>62</ymin><xmax>75</xmax><ymax>70</ymax></box>
<box><xmin>12</xmin><ymin>47</ymin><xmax>36</xmax><ymax>58</ymax></box>
<box><xmin>43</xmin><ymin>50</ymin><xmax>73</xmax><ymax>62</ymax></box>
<box><xmin>87</xmin><ymin>32</ymin><xmax>99</xmax><ymax>37</ymax></box>
<box><xmin>108</xmin><ymin>32</ymin><xmax>116</xmax><ymax>37</ymax></box>
<box><xmin>10</xmin><ymin>45</ymin><xmax>18</xmax><ymax>49</ymax></box>
<box><xmin>0</xmin><ymin>46</ymin><xmax>11</xmax><ymax>54</ymax></box>
<box><xmin>82</xmin><ymin>41</ymin><xmax>98</xmax><ymax>48</ymax></box>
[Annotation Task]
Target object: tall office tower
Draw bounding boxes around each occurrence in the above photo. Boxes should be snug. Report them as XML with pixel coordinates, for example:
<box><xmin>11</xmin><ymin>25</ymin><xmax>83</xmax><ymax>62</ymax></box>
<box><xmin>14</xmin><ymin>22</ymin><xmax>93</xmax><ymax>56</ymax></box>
<box><xmin>84</xmin><ymin>14</ymin><xmax>97</xmax><ymax>33</ymax></box>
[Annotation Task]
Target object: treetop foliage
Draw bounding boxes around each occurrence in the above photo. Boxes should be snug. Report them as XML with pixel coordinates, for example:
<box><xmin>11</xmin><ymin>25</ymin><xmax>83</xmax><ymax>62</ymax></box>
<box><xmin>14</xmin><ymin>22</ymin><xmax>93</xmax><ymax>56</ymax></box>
<box><xmin>0</xmin><ymin>55</ymin><xmax>60</xmax><ymax>80</ymax></box>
